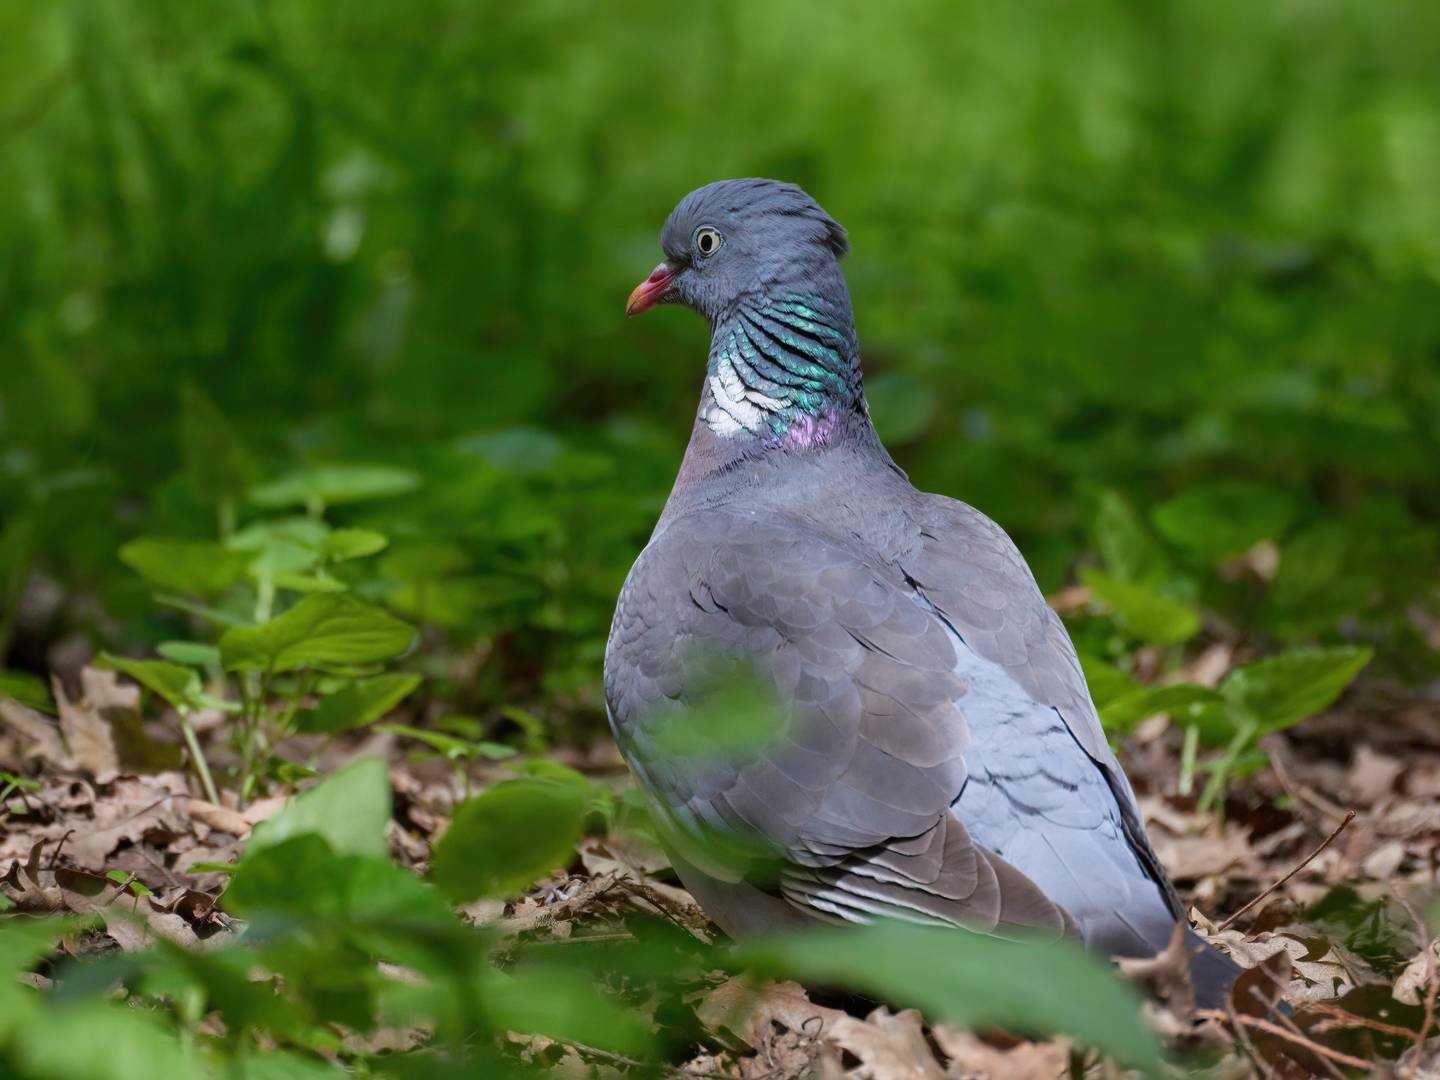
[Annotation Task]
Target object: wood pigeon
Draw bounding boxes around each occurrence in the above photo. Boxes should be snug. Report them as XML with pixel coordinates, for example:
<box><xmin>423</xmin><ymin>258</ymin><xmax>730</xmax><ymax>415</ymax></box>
<box><xmin>606</xmin><ymin>178</ymin><xmax>1238</xmax><ymax>1006</ymax></box>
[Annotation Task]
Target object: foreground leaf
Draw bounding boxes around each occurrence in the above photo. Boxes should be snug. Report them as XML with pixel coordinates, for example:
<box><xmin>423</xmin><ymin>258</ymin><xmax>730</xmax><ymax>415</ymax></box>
<box><xmin>430</xmin><ymin>777</ymin><xmax>588</xmax><ymax>901</ymax></box>
<box><xmin>249</xmin><ymin>464</ymin><xmax>419</xmax><ymax>510</ymax></box>
<box><xmin>95</xmin><ymin>654</ymin><xmax>201</xmax><ymax>710</ymax></box>
<box><xmin>295</xmin><ymin>673</ymin><xmax>421</xmax><ymax>734</ymax></box>
<box><xmin>483</xmin><ymin>966</ymin><xmax>654</xmax><ymax>1056</ymax></box>
<box><xmin>13</xmin><ymin>1000</ymin><xmax>207</xmax><ymax>1080</ymax></box>
<box><xmin>1221</xmin><ymin>645</ymin><xmax>1373</xmax><ymax>733</ymax></box>
<box><xmin>120</xmin><ymin>538</ymin><xmax>251</xmax><ymax>595</ymax></box>
<box><xmin>742</xmin><ymin>922</ymin><xmax>1160</xmax><ymax>1070</ymax></box>
<box><xmin>1080</xmin><ymin>569</ymin><xmax>1200</xmax><ymax>646</ymax></box>
<box><xmin>246</xmin><ymin>757</ymin><xmax>391</xmax><ymax>859</ymax></box>
<box><xmin>219</xmin><ymin>594</ymin><xmax>415</xmax><ymax>673</ymax></box>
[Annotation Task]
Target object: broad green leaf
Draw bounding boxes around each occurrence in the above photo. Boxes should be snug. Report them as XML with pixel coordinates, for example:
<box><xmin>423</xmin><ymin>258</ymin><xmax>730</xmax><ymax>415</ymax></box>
<box><xmin>156</xmin><ymin>640</ymin><xmax>222</xmax><ymax>667</ymax></box>
<box><xmin>1090</xmin><ymin>489</ymin><xmax>1171</xmax><ymax>585</ymax></box>
<box><xmin>1080</xmin><ymin>568</ymin><xmax>1200</xmax><ymax>646</ymax></box>
<box><xmin>742</xmin><ymin>922</ymin><xmax>1159</xmax><ymax>1070</ymax></box>
<box><xmin>14</xmin><ymin>1000</ymin><xmax>207</xmax><ymax>1080</ymax></box>
<box><xmin>249</xmin><ymin>464</ymin><xmax>419</xmax><ymax>510</ymax></box>
<box><xmin>272</xmin><ymin>572</ymin><xmax>348</xmax><ymax>593</ymax></box>
<box><xmin>0</xmin><ymin>669</ymin><xmax>54</xmax><ymax>713</ymax></box>
<box><xmin>1221</xmin><ymin>646</ymin><xmax>1373</xmax><ymax>734</ymax></box>
<box><xmin>377</xmin><ymin>723</ymin><xmax>516</xmax><ymax>760</ymax></box>
<box><xmin>483</xmin><ymin>966</ymin><xmax>653</xmax><ymax>1056</ymax></box>
<box><xmin>1152</xmin><ymin>482</ymin><xmax>1296</xmax><ymax>562</ymax></box>
<box><xmin>295</xmin><ymin>673</ymin><xmax>421</xmax><ymax>734</ymax></box>
<box><xmin>120</xmin><ymin>538</ymin><xmax>251</xmax><ymax>595</ymax></box>
<box><xmin>227</xmin><ymin>833</ymin><xmax>451</xmax><ymax>927</ymax></box>
<box><xmin>219</xmin><ymin>593</ymin><xmax>415</xmax><ymax>673</ymax></box>
<box><xmin>0</xmin><ymin>919</ymin><xmax>75</xmax><ymax>1039</ymax></box>
<box><xmin>430</xmin><ymin>777</ymin><xmax>587</xmax><ymax>901</ymax></box>
<box><xmin>1075</xmin><ymin>653</ymin><xmax>1136</xmax><ymax>710</ymax></box>
<box><xmin>1100</xmin><ymin>682</ymin><xmax>1222</xmax><ymax>733</ymax></box>
<box><xmin>95</xmin><ymin>654</ymin><xmax>200</xmax><ymax>710</ymax></box>
<box><xmin>245</xmin><ymin>757</ymin><xmax>391</xmax><ymax>859</ymax></box>
<box><xmin>230</xmin><ymin>1051</ymin><xmax>346</xmax><ymax>1079</ymax></box>
<box><xmin>325</xmin><ymin>528</ymin><xmax>388</xmax><ymax>560</ymax></box>
<box><xmin>229</xmin><ymin>517</ymin><xmax>330</xmax><ymax>582</ymax></box>
<box><xmin>179</xmin><ymin>382</ymin><xmax>256</xmax><ymax>505</ymax></box>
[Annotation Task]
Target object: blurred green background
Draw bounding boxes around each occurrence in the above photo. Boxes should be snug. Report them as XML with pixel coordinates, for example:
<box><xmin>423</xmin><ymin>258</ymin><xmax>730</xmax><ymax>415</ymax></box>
<box><xmin>4</xmin><ymin>0</ymin><xmax>1439</xmax><ymax>728</ymax></box>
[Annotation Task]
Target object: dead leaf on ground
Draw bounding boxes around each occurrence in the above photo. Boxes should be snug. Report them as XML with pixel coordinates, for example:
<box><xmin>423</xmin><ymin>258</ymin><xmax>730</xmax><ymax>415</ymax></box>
<box><xmin>700</xmin><ymin>977</ymin><xmax>947</xmax><ymax>1079</ymax></box>
<box><xmin>52</xmin><ymin>669</ymin><xmax>126</xmax><ymax>782</ymax></box>
<box><xmin>931</xmin><ymin>1027</ymin><xmax>1070</xmax><ymax>1080</ymax></box>
<box><xmin>1347</xmin><ymin>744</ymin><xmax>1404</xmax><ymax>807</ymax></box>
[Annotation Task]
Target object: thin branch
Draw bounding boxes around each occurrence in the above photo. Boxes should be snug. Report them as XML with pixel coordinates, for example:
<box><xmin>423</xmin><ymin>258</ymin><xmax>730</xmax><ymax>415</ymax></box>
<box><xmin>1217</xmin><ymin>810</ymin><xmax>1355</xmax><ymax>931</ymax></box>
<box><xmin>1201</xmin><ymin>1010</ymin><xmax>1372</xmax><ymax>1071</ymax></box>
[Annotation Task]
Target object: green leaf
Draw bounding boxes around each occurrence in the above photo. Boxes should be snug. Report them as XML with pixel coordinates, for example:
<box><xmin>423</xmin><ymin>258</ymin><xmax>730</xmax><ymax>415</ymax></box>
<box><xmin>0</xmin><ymin>669</ymin><xmax>54</xmax><ymax>713</ymax></box>
<box><xmin>272</xmin><ymin>572</ymin><xmax>348</xmax><ymax>593</ymax></box>
<box><xmin>227</xmin><ymin>834</ymin><xmax>450</xmax><ymax>926</ymax></box>
<box><xmin>229</xmin><ymin>1051</ymin><xmax>346</xmax><ymax>1079</ymax></box>
<box><xmin>120</xmin><ymin>538</ymin><xmax>251</xmax><ymax>595</ymax></box>
<box><xmin>325</xmin><ymin>528</ymin><xmax>388</xmax><ymax>560</ymax></box>
<box><xmin>742</xmin><ymin>922</ymin><xmax>1159</xmax><ymax>1070</ymax></box>
<box><xmin>1080</xmin><ymin>568</ymin><xmax>1201</xmax><ymax>646</ymax></box>
<box><xmin>377</xmin><ymin>723</ymin><xmax>516</xmax><ymax>760</ymax></box>
<box><xmin>245</xmin><ymin>757</ymin><xmax>391</xmax><ymax>860</ymax></box>
<box><xmin>1221</xmin><ymin>646</ymin><xmax>1373</xmax><ymax>734</ymax></box>
<box><xmin>249</xmin><ymin>464</ymin><xmax>419</xmax><ymax>510</ymax></box>
<box><xmin>1100</xmin><ymin>682</ymin><xmax>1223</xmax><ymax>734</ymax></box>
<box><xmin>1089</xmin><ymin>489</ymin><xmax>1171</xmax><ymax>585</ymax></box>
<box><xmin>1074</xmin><ymin>653</ymin><xmax>1136</xmax><ymax>710</ymax></box>
<box><xmin>483</xmin><ymin>966</ymin><xmax>653</xmax><ymax>1056</ymax></box>
<box><xmin>13</xmin><ymin>1000</ymin><xmax>206</xmax><ymax>1080</ymax></box>
<box><xmin>219</xmin><ymin>593</ymin><xmax>415</xmax><ymax>673</ymax></box>
<box><xmin>229</xmin><ymin>517</ymin><xmax>331</xmax><ymax>582</ymax></box>
<box><xmin>156</xmin><ymin>641</ymin><xmax>222</xmax><ymax>667</ymax></box>
<box><xmin>179</xmin><ymin>382</ymin><xmax>257</xmax><ymax>506</ymax></box>
<box><xmin>430</xmin><ymin>777</ymin><xmax>587</xmax><ymax>901</ymax></box>
<box><xmin>1152</xmin><ymin>482</ymin><xmax>1296</xmax><ymax>562</ymax></box>
<box><xmin>95</xmin><ymin>654</ymin><xmax>201</xmax><ymax>710</ymax></box>
<box><xmin>295</xmin><ymin>673</ymin><xmax>421</xmax><ymax>734</ymax></box>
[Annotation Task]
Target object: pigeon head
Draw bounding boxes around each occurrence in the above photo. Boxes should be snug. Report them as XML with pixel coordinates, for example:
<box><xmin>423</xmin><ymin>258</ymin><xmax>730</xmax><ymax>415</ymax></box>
<box><xmin>628</xmin><ymin>180</ymin><xmax>864</xmax><ymax>444</ymax></box>
<box><xmin>627</xmin><ymin>179</ymin><xmax>850</xmax><ymax>325</ymax></box>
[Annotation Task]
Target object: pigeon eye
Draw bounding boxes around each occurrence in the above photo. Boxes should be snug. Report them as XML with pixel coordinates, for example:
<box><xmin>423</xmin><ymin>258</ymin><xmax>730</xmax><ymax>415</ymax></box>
<box><xmin>693</xmin><ymin>226</ymin><xmax>722</xmax><ymax>258</ymax></box>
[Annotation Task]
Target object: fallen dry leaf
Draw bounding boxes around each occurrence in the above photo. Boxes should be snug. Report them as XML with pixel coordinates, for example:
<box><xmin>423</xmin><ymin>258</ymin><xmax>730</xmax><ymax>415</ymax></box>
<box><xmin>187</xmin><ymin>798</ymin><xmax>250</xmax><ymax>837</ymax></box>
<box><xmin>52</xmin><ymin>669</ymin><xmax>126</xmax><ymax>782</ymax></box>
<box><xmin>700</xmin><ymin>977</ymin><xmax>947</xmax><ymax>1079</ymax></box>
<box><xmin>931</xmin><ymin>1027</ymin><xmax>1070</xmax><ymax>1080</ymax></box>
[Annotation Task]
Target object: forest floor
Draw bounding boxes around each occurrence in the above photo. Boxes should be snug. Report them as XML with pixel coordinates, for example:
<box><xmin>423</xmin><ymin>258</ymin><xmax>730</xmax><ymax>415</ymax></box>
<box><xmin>3</xmin><ymin>664</ymin><xmax>1439</xmax><ymax>1078</ymax></box>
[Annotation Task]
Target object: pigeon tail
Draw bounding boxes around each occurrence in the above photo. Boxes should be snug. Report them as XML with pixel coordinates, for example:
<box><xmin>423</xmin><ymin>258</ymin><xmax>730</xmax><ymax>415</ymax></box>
<box><xmin>1185</xmin><ymin>929</ymin><xmax>1242</xmax><ymax>1011</ymax></box>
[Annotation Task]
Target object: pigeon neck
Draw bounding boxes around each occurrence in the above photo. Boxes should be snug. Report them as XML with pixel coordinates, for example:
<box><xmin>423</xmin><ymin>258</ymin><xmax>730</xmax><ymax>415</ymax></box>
<box><xmin>699</xmin><ymin>290</ymin><xmax>862</xmax><ymax>447</ymax></box>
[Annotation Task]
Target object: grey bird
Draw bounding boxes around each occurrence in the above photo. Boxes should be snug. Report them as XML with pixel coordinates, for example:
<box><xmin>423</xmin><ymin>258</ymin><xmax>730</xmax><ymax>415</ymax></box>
<box><xmin>606</xmin><ymin>178</ymin><xmax>1238</xmax><ymax>1006</ymax></box>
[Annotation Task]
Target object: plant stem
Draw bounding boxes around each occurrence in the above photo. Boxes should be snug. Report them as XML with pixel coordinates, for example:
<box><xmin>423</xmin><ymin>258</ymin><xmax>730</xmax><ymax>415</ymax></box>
<box><xmin>1178</xmin><ymin>722</ymin><xmax>1199</xmax><ymax>796</ymax></box>
<box><xmin>177</xmin><ymin>707</ymin><xmax>221</xmax><ymax>805</ymax></box>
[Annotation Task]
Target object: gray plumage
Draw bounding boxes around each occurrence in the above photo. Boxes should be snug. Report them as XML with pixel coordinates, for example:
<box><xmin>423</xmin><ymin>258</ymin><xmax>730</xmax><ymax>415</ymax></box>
<box><xmin>607</xmin><ymin>179</ymin><xmax>1238</xmax><ymax>1006</ymax></box>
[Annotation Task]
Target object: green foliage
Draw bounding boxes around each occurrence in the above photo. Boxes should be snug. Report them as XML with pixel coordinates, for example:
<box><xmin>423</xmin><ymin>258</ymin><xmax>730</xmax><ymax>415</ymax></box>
<box><xmin>1080</xmin><ymin>569</ymin><xmax>1201</xmax><ymax>646</ymax></box>
<box><xmin>244</xmin><ymin>758</ymin><xmax>392</xmax><ymax>860</ymax></box>
<box><xmin>95</xmin><ymin>654</ymin><xmax>201</xmax><ymax>710</ymax></box>
<box><xmin>743</xmin><ymin>923</ymin><xmax>1160</xmax><ymax>1070</ymax></box>
<box><xmin>430</xmin><ymin>776</ymin><xmax>589</xmax><ymax>901</ymax></box>
<box><xmin>1220</xmin><ymin>646</ymin><xmax>1374</xmax><ymax>735</ymax></box>
<box><xmin>218</xmin><ymin>594</ymin><xmax>415</xmax><ymax>674</ymax></box>
<box><xmin>1</xmin><ymin>1</ymin><xmax>1436</xmax><ymax>1074</ymax></box>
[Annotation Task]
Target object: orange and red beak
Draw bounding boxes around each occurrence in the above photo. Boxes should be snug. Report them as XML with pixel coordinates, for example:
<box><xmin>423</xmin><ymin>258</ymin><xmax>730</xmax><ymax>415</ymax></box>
<box><xmin>626</xmin><ymin>261</ymin><xmax>678</xmax><ymax>317</ymax></box>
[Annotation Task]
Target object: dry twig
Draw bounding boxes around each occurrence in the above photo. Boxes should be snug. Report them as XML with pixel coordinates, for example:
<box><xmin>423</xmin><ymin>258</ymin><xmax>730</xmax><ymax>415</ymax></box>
<box><xmin>1217</xmin><ymin>810</ymin><xmax>1355</xmax><ymax>931</ymax></box>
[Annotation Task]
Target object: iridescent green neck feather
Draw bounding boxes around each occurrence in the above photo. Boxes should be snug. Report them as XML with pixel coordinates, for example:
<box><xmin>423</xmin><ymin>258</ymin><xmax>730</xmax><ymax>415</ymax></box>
<box><xmin>704</xmin><ymin>291</ymin><xmax>860</xmax><ymax>445</ymax></box>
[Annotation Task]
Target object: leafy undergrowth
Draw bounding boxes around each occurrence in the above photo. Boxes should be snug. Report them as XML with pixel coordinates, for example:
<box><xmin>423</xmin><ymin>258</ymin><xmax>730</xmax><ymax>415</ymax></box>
<box><xmin>2</xmin><ymin>652</ymin><xmax>1438</xmax><ymax>1079</ymax></box>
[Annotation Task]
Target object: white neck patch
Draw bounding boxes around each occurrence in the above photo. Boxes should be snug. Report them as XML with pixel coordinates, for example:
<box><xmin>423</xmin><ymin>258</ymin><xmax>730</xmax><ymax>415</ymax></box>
<box><xmin>703</xmin><ymin>356</ymin><xmax>790</xmax><ymax>437</ymax></box>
